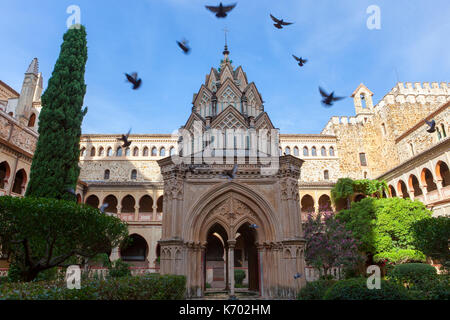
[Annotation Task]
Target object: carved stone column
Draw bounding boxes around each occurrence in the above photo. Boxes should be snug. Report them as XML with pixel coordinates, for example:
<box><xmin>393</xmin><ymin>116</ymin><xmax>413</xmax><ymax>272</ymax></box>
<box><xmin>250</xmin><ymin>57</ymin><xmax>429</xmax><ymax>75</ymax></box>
<box><xmin>228</xmin><ymin>240</ymin><xmax>236</xmax><ymax>296</ymax></box>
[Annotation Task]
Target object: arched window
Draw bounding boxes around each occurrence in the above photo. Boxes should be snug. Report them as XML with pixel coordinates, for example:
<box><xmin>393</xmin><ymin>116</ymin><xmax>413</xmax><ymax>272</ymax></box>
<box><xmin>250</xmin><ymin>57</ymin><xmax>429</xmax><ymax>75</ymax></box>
<box><xmin>436</xmin><ymin>161</ymin><xmax>450</xmax><ymax>187</ymax></box>
<box><xmin>311</xmin><ymin>147</ymin><xmax>317</xmax><ymax>156</ymax></box>
<box><xmin>0</xmin><ymin>161</ymin><xmax>11</xmax><ymax>189</ymax></box>
<box><xmin>398</xmin><ymin>180</ymin><xmax>409</xmax><ymax>199</ymax></box>
<box><xmin>409</xmin><ymin>175</ymin><xmax>423</xmax><ymax>196</ymax></box>
<box><xmin>170</xmin><ymin>147</ymin><xmax>176</xmax><ymax>156</ymax></box>
<box><xmin>131</xmin><ymin>169</ymin><xmax>137</xmax><ymax>180</ymax></box>
<box><xmin>359</xmin><ymin>153</ymin><xmax>367</xmax><ymax>166</ymax></box>
<box><xmin>104</xmin><ymin>169</ymin><xmax>110</xmax><ymax>180</ymax></box>
<box><xmin>80</xmin><ymin>148</ymin><xmax>86</xmax><ymax>157</ymax></box>
<box><xmin>421</xmin><ymin>168</ymin><xmax>437</xmax><ymax>192</ymax></box>
<box><xmin>321</xmin><ymin>147</ymin><xmax>327</xmax><ymax>156</ymax></box>
<box><xmin>116</xmin><ymin>147</ymin><xmax>123</xmax><ymax>157</ymax></box>
<box><xmin>285</xmin><ymin>147</ymin><xmax>290</xmax><ymax>155</ymax></box>
<box><xmin>324</xmin><ymin>170</ymin><xmax>329</xmax><ymax>180</ymax></box>
<box><xmin>301</xmin><ymin>195</ymin><xmax>315</xmax><ymax>213</ymax></box>
<box><xmin>303</xmin><ymin>147</ymin><xmax>309</xmax><ymax>156</ymax></box>
<box><xmin>98</xmin><ymin>147</ymin><xmax>104</xmax><ymax>156</ymax></box>
<box><xmin>125</xmin><ymin>147</ymin><xmax>131</xmax><ymax>156</ymax></box>
<box><xmin>139</xmin><ymin>195</ymin><xmax>153</xmax><ymax>213</ymax></box>
<box><xmin>388</xmin><ymin>185</ymin><xmax>397</xmax><ymax>197</ymax></box>
<box><xmin>160</xmin><ymin>147</ymin><xmax>166</xmax><ymax>157</ymax></box>
<box><xmin>364</xmin><ymin>171</ymin><xmax>368</xmax><ymax>179</ymax></box>
<box><xmin>293</xmin><ymin>147</ymin><xmax>299</xmax><ymax>157</ymax></box>
<box><xmin>90</xmin><ymin>147</ymin><xmax>96</xmax><ymax>157</ymax></box>
<box><xmin>107</xmin><ymin>147</ymin><xmax>113</xmax><ymax>157</ymax></box>
<box><xmin>151</xmin><ymin>147</ymin><xmax>158</xmax><ymax>157</ymax></box>
<box><xmin>103</xmin><ymin>195</ymin><xmax>118</xmax><ymax>213</ymax></box>
<box><xmin>329</xmin><ymin>147</ymin><xmax>335</xmax><ymax>157</ymax></box>
<box><xmin>28</xmin><ymin>113</ymin><xmax>36</xmax><ymax>127</ymax></box>
<box><xmin>157</xmin><ymin>196</ymin><xmax>163</xmax><ymax>213</ymax></box>
<box><xmin>86</xmin><ymin>195</ymin><xmax>100</xmax><ymax>208</ymax></box>
<box><xmin>360</xmin><ymin>94</ymin><xmax>366</xmax><ymax>108</ymax></box>
<box><xmin>120</xmin><ymin>234</ymin><xmax>148</xmax><ymax>262</ymax></box>
<box><xmin>410</xmin><ymin>143</ymin><xmax>414</xmax><ymax>156</ymax></box>
<box><xmin>121</xmin><ymin>195</ymin><xmax>135</xmax><ymax>213</ymax></box>
<box><xmin>318</xmin><ymin>195</ymin><xmax>332</xmax><ymax>212</ymax></box>
<box><xmin>143</xmin><ymin>147</ymin><xmax>149</xmax><ymax>157</ymax></box>
<box><xmin>133</xmin><ymin>147</ymin><xmax>139</xmax><ymax>157</ymax></box>
<box><xmin>12</xmin><ymin>169</ymin><xmax>27</xmax><ymax>195</ymax></box>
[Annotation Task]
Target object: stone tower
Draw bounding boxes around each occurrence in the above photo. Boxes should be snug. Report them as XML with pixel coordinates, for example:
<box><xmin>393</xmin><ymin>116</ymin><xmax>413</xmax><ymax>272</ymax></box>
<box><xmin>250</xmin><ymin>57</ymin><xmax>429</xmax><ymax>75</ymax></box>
<box><xmin>15</xmin><ymin>58</ymin><xmax>43</xmax><ymax>127</ymax></box>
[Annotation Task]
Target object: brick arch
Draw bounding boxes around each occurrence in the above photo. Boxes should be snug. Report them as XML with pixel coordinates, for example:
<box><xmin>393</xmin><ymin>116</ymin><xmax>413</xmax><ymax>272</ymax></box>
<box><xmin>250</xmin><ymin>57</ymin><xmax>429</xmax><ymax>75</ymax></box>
<box><xmin>27</xmin><ymin>113</ymin><xmax>36</xmax><ymax>127</ymax></box>
<box><xmin>388</xmin><ymin>185</ymin><xmax>397</xmax><ymax>197</ymax></box>
<box><xmin>86</xmin><ymin>194</ymin><xmax>100</xmax><ymax>208</ymax></box>
<box><xmin>121</xmin><ymin>195</ymin><xmax>136</xmax><ymax>213</ymax></box>
<box><xmin>139</xmin><ymin>195</ymin><xmax>153</xmax><ymax>212</ymax></box>
<box><xmin>436</xmin><ymin>161</ymin><xmax>450</xmax><ymax>187</ymax></box>
<box><xmin>421</xmin><ymin>167</ymin><xmax>437</xmax><ymax>192</ymax></box>
<box><xmin>301</xmin><ymin>194</ymin><xmax>315</xmax><ymax>213</ymax></box>
<box><xmin>0</xmin><ymin>161</ymin><xmax>11</xmax><ymax>189</ymax></box>
<box><xmin>397</xmin><ymin>180</ymin><xmax>409</xmax><ymax>198</ymax></box>
<box><xmin>318</xmin><ymin>194</ymin><xmax>331</xmax><ymax>212</ymax></box>
<box><xmin>12</xmin><ymin>169</ymin><xmax>27</xmax><ymax>195</ymax></box>
<box><xmin>408</xmin><ymin>174</ymin><xmax>422</xmax><ymax>196</ymax></box>
<box><xmin>102</xmin><ymin>194</ymin><xmax>118</xmax><ymax>213</ymax></box>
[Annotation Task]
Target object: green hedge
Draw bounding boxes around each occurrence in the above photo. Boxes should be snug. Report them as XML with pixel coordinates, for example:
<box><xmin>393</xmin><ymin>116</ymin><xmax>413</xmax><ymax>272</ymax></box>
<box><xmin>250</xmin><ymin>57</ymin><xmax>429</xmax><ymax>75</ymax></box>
<box><xmin>388</xmin><ymin>263</ymin><xmax>437</xmax><ymax>290</ymax></box>
<box><xmin>0</xmin><ymin>274</ymin><xmax>186</xmax><ymax>300</ymax></box>
<box><xmin>323</xmin><ymin>277</ymin><xmax>411</xmax><ymax>300</ymax></box>
<box><xmin>234</xmin><ymin>270</ymin><xmax>246</xmax><ymax>285</ymax></box>
<box><xmin>297</xmin><ymin>279</ymin><xmax>336</xmax><ymax>300</ymax></box>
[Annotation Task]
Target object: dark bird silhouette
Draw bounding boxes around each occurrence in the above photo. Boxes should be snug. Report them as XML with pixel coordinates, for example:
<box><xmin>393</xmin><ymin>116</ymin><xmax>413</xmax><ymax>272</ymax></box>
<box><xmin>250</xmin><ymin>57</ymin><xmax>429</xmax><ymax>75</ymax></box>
<box><xmin>125</xmin><ymin>73</ymin><xmax>142</xmax><ymax>90</ymax></box>
<box><xmin>100</xmin><ymin>203</ymin><xmax>109</xmax><ymax>213</ymax></box>
<box><xmin>294</xmin><ymin>273</ymin><xmax>302</xmax><ymax>280</ymax></box>
<box><xmin>425</xmin><ymin>120</ymin><xmax>436</xmax><ymax>133</ymax></box>
<box><xmin>177</xmin><ymin>39</ymin><xmax>191</xmax><ymax>54</ymax></box>
<box><xmin>319</xmin><ymin>87</ymin><xmax>345</xmax><ymax>107</ymax></box>
<box><xmin>292</xmin><ymin>55</ymin><xmax>308</xmax><ymax>67</ymax></box>
<box><xmin>205</xmin><ymin>2</ymin><xmax>237</xmax><ymax>18</ymax></box>
<box><xmin>220</xmin><ymin>164</ymin><xmax>238</xmax><ymax>181</ymax></box>
<box><xmin>118</xmin><ymin>128</ymin><xmax>132</xmax><ymax>148</ymax></box>
<box><xmin>270</xmin><ymin>14</ymin><xmax>293</xmax><ymax>29</ymax></box>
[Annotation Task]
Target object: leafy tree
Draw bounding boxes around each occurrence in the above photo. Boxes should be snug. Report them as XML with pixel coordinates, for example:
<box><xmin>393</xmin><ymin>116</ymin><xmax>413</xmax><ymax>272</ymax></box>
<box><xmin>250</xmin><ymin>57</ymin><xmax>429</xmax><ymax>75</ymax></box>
<box><xmin>331</xmin><ymin>178</ymin><xmax>389</xmax><ymax>210</ymax></box>
<box><xmin>304</xmin><ymin>211</ymin><xmax>362</xmax><ymax>278</ymax></box>
<box><xmin>412</xmin><ymin>216</ymin><xmax>450</xmax><ymax>271</ymax></box>
<box><xmin>25</xmin><ymin>26</ymin><xmax>88</xmax><ymax>201</ymax></box>
<box><xmin>0</xmin><ymin>196</ymin><xmax>128</xmax><ymax>282</ymax></box>
<box><xmin>337</xmin><ymin>197</ymin><xmax>431</xmax><ymax>264</ymax></box>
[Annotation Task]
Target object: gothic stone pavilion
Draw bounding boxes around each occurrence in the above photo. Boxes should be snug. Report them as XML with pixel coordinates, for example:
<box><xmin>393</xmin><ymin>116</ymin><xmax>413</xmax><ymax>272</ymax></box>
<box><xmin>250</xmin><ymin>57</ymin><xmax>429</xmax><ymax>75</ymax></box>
<box><xmin>158</xmin><ymin>46</ymin><xmax>306</xmax><ymax>298</ymax></box>
<box><xmin>1</xmin><ymin>49</ymin><xmax>450</xmax><ymax>297</ymax></box>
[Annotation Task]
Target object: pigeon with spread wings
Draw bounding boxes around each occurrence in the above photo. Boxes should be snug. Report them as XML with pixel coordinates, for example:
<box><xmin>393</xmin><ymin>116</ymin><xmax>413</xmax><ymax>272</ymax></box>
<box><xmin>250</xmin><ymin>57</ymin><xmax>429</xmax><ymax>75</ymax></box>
<box><xmin>270</xmin><ymin>14</ymin><xmax>294</xmax><ymax>29</ymax></box>
<box><xmin>125</xmin><ymin>73</ymin><xmax>142</xmax><ymax>90</ymax></box>
<box><xmin>292</xmin><ymin>55</ymin><xmax>308</xmax><ymax>67</ymax></box>
<box><xmin>319</xmin><ymin>87</ymin><xmax>345</xmax><ymax>107</ymax></box>
<box><xmin>118</xmin><ymin>128</ymin><xmax>132</xmax><ymax>148</ymax></box>
<box><xmin>205</xmin><ymin>2</ymin><xmax>237</xmax><ymax>18</ymax></box>
<box><xmin>220</xmin><ymin>164</ymin><xmax>238</xmax><ymax>181</ymax></box>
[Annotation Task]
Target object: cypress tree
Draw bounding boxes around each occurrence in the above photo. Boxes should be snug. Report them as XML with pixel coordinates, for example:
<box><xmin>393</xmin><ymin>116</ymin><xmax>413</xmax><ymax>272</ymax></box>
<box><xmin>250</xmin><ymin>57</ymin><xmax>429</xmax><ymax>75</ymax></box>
<box><xmin>26</xmin><ymin>26</ymin><xmax>88</xmax><ymax>201</ymax></box>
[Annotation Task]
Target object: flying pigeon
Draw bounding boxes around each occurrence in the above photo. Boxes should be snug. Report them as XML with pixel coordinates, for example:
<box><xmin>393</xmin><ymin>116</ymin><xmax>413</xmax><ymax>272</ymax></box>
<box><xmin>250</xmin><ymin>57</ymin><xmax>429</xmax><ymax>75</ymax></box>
<box><xmin>118</xmin><ymin>128</ymin><xmax>132</xmax><ymax>148</ymax></box>
<box><xmin>205</xmin><ymin>2</ymin><xmax>237</xmax><ymax>18</ymax></box>
<box><xmin>249</xmin><ymin>224</ymin><xmax>259</xmax><ymax>229</ymax></box>
<box><xmin>177</xmin><ymin>39</ymin><xmax>191</xmax><ymax>54</ymax></box>
<box><xmin>292</xmin><ymin>55</ymin><xmax>308</xmax><ymax>67</ymax></box>
<box><xmin>425</xmin><ymin>120</ymin><xmax>436</xmax><ymax>133</ymax></box>
<box><xmin>294</xmin><ymin>273</ymin><xmax>302</xmax><ymax>280</ymax></box>
<box><xmin>319</xmin><ymin>86</ymin><xmax>345</xmax><ymax>107</ymax></box>
<box><xmin>270</xmin><ymin>14</ymin><xmax>294</xmax><ymax>29</ymax></box>
<box><xmin>100</xmin><ymin>203</ymin><xmax>109</xmax><ymax>213</ymax></box>
<box><xmin>125</xmin><ymin>73</ymin><xmax>142</xmax><ymax>90</ymax></box>
<box><xmin>220</xmin><ymin>164</ymin><xmax>238</xmax><ymax>181</ymax></box>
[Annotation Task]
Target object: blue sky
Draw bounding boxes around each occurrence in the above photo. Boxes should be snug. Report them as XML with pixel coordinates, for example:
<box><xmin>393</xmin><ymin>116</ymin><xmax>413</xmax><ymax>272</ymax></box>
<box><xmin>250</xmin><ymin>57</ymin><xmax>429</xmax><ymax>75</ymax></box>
<box><xmin>1</xmin><ymin>0</ymin><xmax>449</xmax><ymax>134</ymax></box>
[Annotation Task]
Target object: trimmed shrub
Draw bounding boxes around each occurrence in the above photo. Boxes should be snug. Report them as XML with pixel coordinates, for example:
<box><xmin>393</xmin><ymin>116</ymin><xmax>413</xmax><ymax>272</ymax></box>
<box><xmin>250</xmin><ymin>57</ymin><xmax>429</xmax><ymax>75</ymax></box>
<box><xmin>323</xmin><ymin>277</ymin><xmax>411</xmax><ymax>300</ymax></box>
<box><xmin>0</xmin><ymin>274</ymin><xmax>186</xmax><ymax>300</ymax></box>
<box><xmin>388</xmin><ymin>263</ymin><xmax>437</xmax><ymax>290</ymax></box>
<box><xmin>297</xmin><ymin>279</ymin><xmax>336</xmax><ymax>300</ymax></box>
<box><xmin>234</xmin><ymin>270</ymin><xmax>246</xmax><ymax>285</ymax></box>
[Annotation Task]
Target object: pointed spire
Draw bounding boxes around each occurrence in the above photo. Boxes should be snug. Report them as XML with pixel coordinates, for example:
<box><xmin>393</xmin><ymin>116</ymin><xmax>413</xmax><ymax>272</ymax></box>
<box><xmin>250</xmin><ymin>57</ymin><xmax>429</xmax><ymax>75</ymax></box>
<box><xmin>223</xmin><ymin>27</ymin><xmax>230</xmax><ymax>57</ymax></box>
<box><xmin>26</xmin><ymin>58</ymin><xmax>39</xmax><ymax>75</ymax></box>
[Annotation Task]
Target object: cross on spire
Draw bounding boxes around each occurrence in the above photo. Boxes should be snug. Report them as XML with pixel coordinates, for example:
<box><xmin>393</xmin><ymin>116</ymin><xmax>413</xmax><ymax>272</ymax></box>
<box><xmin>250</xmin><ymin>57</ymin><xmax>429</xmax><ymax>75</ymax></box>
<box><xmin>223</xmin><ymin>27</ymin><xmax>230</xmax><ymax>56</ymax></box>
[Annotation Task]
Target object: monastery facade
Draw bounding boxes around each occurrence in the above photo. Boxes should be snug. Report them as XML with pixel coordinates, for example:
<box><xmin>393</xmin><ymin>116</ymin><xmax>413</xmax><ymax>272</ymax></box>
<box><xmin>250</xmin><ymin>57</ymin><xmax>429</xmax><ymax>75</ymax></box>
<box><xmin>0</xmin><ymin>53</ymin><xmax>449</xmax><ymax>297</ymax></box>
